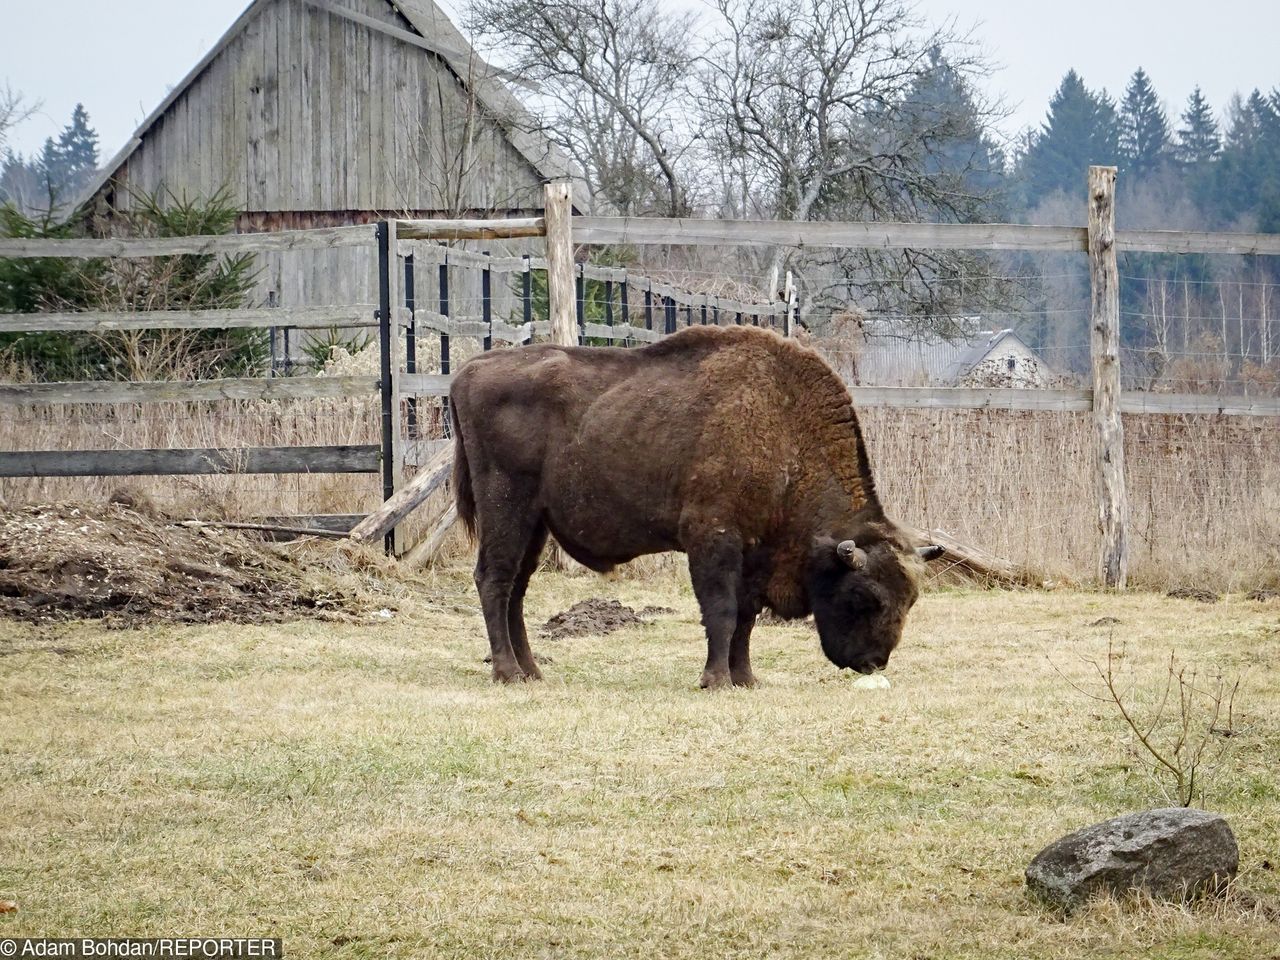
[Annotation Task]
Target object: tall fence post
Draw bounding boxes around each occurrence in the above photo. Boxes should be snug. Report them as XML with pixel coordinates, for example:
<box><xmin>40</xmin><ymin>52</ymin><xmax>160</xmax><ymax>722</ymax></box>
<box><xmin>375</xmin><ymin>220</ymin><xmax>404</xmax><ymax>556</ymax></box>
<box><xmin>544</xmin><ymin>180</ymin><xmax>576</xmax><ymax>348</ymax></box>
<box><xmin>404</xmin><ymin>254</ymin><xmax>417</xmax><ymax>437</ymax></box>
<box><xmin>1088</xmin><ymin>165</ymin><xmax>1129</xmax><ymax>589</ymax></box>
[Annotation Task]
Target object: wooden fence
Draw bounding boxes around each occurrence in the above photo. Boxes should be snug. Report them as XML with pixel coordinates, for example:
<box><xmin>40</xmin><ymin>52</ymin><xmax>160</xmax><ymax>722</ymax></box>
<box><xmin>4</xmin><ymin>173</ymin><xmax>1279</xmax><ymax>582</ymax></box>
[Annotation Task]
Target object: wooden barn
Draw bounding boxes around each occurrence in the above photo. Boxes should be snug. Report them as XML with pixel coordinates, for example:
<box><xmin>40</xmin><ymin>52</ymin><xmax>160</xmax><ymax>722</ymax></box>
<box><xmin>73</xmin><ymin>0</ymin><xmax>585</xmax><ymax>306</ymax></box>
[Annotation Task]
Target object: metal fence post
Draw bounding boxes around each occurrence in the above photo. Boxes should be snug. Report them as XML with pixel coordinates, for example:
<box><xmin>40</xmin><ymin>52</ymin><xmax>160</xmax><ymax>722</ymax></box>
<box><xmin>404</xmin><ymin>254</ymin><xmax>417</xmax><ymax>437</ymax></box>
<box><xmin>375</xmin><ymin>220</ymin><xmax>403</xmax><ymax>555</ymax></box>
<box><xmin>439</xmin><ymin>254</ymin><xmax>451</xmax><ymax>437</ymax></box>
<box><xmin>575</xmin><ymin>263</ymin><xmax>586</xmax><ymax>344</ymax></box>
<box><xmin>482</xmin><ymin>252</ymin><xmax>493</xmax><ymax>352</ymax></box>
<box><xmin>522</xmin><ymin>253</ymin><xmax>533</xmax><ymax>344</ymax></box>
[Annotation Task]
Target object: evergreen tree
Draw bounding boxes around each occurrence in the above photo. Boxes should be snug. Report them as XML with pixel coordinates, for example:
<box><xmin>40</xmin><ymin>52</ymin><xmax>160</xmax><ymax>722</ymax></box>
<box><xmin>36</xmin><ymin>103</ymin><xmax>98</xmax><ymax>204</ymax></box>
<box><xmin>1214</xmin><ymin>89</ymin><xmax>1280</xmax><ymax>228</ymax></box>
<box><xmin>895</xmin><ymin>47</ymin><xmax>1008</xmax><ymax>218</ymax></box>
<box><xmin>1019</xmin><ymin>70</ymin><xmax>1121</xmax><ymax>203</ymax></box>
<box><xmin>1118</xmin><ymin>68</ymin><xmax>1170</xmax><ymax>179</ymax></box>
<box><xmin>1174</xmin><ymin>86</ymin><xmax>1221</xmax><ymax>165</ymax></box>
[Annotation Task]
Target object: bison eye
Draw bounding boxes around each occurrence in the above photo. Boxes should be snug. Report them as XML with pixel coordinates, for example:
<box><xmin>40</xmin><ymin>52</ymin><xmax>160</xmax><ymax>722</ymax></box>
<box><xmin>845</xmin><ymin>581</ymin><xmax>882</xmax><ymax>613</ymax></box>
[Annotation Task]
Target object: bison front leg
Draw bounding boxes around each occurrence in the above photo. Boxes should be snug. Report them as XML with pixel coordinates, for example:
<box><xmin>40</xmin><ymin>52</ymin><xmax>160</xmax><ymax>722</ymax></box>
<box><xmin>685</xmin><ymin>529</ymin><xmax>745</xmax><ymax>690</ymax></box>
<box><xmin>729</xmin><ymin>601</ymin><xmax>761</xmax><ymax>687</ymax></box>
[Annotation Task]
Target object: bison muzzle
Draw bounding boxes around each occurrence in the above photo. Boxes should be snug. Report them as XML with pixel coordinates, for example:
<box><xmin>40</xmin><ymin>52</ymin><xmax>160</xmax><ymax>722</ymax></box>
<box><xmin>450</xmin><ymin>324</ymin><xmax>941</xmax><ymax>687</ymax></box>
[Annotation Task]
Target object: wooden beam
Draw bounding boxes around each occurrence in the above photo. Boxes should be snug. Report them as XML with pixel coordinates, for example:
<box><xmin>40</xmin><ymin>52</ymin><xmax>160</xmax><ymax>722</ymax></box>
<box><xmin>172</xmin><ymin>520</ymin><xmax>353</xmax><ymax>540</ymax></box>
<box><xmin>348</xmin><ymin>441</ymin><xmax>454</xmax><ymax>544</ymax></box>
<box><xmin>0</xmin><ymin>305</ymin><xmax>377</xmax><ymax>333</ymax></box>
<box><xmin>1115</xmin><ymin>228</ymin><xmax>1280</xmax><ymax>256</ymax></box>
<box><xmin>1088</xmin><ymin>165</ymin><xmax>1129</xmax><ymax>589</ymax></box>
<box><xmin>393</xmin><ymin>374</ymin><xmax>1280</xmax><ymax>416</ymax></box>
<box><xmin>0</xmin><ymin>376</ymin><xmax>380</xmax><ymax>406</ymax></box>
<box><xmin>399</xmin><ymin>373</ymin><xmax>454</xmax><ymax>396</ymax></box>
<box><xmin>400</xmin><ymin>503</ymin><xmax>459</xmax><ymax>571</ymax></box>
<box><xmin>851</xmin><ymin>386</ymin><xmax>1094</xmax><ymax>412</ymax></box>
<box><xmin>0</xmin><ymin>445</ymin><xmax>381</xmax><ymax>478</ymax></box>
<box><xmin>0</xmin><ymin>224</ymin><xmax>374</xmax><ymax>260</ymax></box>
<box><xmin>545</xmin><ymin>181</ymin><xmax>577</xmax><ymax>346</ymax></box>
<box><xmin>1118</xmin><ymin>393</ymin><xmax>1280</xmax><ymax>416</ymax></box>
<box><xmin>905</xmin><ymin>525</ymin><xmax>1036</xmax><ymax>586</ymax></box>
<box><xmin>396</xmin><ymin>217</ymin><xmax>546</xmax><ymax>241</ymax></box>
<box><xmin>574</xmin><ymin>217</ymin><xmax>1089</xmax><ymax>251</ymax></box>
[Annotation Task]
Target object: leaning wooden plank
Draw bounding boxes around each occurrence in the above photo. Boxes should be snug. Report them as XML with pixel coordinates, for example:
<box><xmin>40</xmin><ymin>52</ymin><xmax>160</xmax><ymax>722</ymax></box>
<box><xmin>259</xmin><ymin>513</ymin><xmax>367</xmax><ymax>535</ymax></box>
<box><xmin>396</xmin><ymin>217</ymin><xmax>546</xmax><ymax>241</ymax></box>
<box><xmin>0</xmin><ymin>375</ymin><xmax>380</xmax><ymax>406</ymax></box>
<box><xmin>0</xmin><ymin>444</ymin><xmax>381</xmax><ymax>478</ymax></box>
<box><xmin>173</xmin><ymin>520</ymin><xmax>353</xmax><ymax>540</ymax></box>
<box><xmin>400</xmin><ymin>503</ymin><xmax>459</xmax><ymax>571</ymax></box>
<box><xmin>1</xmin><ymin>305</ymin><xmax>377</xmax><ymax>333</ymax></box>
<box><xmin>0</xmin><ymin>224</ymin><xmax>374</xmax><ymax>259</ymax></box>
<box><xmin>904</xmin><ymin>525</ymin><xmax>1036</xmax><ymax>586</ymax></box>
<box><xmin>574</xmin><ymin>217</ymin><xmax>1090</xmax><ymax>252</ymax></box>
<box><xmin>348</xmin><ymin>441</ymin><xmax>454</xmax><ymax>543</ymax></box>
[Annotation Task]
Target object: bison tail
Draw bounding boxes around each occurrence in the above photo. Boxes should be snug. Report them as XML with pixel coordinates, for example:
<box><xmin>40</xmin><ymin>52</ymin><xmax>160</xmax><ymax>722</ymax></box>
<box><xmin>450</xmin><ymin>401</ymin><xmax>477</xmax><ymax>540</ymax></box>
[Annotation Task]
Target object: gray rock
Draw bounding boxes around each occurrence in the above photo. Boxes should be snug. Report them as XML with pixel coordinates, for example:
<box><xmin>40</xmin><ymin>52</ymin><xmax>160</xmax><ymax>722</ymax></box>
<box><xmin>1026</xmin><ymin>808</ymin><xmax>1238</xmax><ymax>909</ymax></box>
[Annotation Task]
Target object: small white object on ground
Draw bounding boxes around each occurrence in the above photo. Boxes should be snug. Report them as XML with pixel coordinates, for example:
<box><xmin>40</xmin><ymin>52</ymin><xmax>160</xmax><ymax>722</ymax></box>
<box><xmin>851</xmin><ymin>673</ymin><xmax>891</xmax><ymax>690</ymax></box>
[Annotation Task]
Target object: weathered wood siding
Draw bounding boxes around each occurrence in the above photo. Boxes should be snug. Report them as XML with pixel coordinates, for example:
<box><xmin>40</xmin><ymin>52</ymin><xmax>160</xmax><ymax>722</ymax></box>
<box><xmin>100</xmin><ymin>0</ymin><xmax>546</xmax><ymax>218</ymax></box>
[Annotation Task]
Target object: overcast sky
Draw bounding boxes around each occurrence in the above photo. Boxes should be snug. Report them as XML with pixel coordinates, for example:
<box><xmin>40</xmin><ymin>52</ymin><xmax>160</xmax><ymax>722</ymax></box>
<box><xmin>2</xmin><ymin>0</ymin><xmax>1277</xmax><ymax>160</ymax></box>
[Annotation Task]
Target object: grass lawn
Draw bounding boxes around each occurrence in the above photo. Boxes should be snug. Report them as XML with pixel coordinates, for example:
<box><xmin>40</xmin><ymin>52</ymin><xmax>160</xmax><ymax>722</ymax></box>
<box><xmin>2</xmin><ymin>571</ymin><xmax>1278</xmax><ymax>958</ymax></box>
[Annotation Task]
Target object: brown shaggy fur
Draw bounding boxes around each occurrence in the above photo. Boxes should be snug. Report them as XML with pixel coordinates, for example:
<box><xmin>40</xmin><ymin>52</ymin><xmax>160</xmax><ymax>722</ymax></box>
<box><xmin>451</xmin><ymin>325</ymin><xmax>934</xmax><ymax>687</ymax></box>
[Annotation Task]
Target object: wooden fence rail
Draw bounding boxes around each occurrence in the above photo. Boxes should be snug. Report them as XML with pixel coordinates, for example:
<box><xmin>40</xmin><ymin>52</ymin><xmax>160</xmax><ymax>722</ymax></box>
<box><xmin>6</xmin><ymin>178</ymin><xmax>1280</xmax><ymax>576</ymax></box>
<box><xmin>0</xmin><ymin>445</ymin><xmax>381</xmax><ymax>478</ymax></box>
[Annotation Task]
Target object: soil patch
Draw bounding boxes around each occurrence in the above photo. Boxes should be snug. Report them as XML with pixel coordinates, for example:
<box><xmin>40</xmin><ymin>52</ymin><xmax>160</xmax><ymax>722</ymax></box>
<box><xmin>0</xmin><ymin>501</ymin><xmax>393</xmax><ymax>626</ymax></box>
<box><xmin>540</xmin><ymin>599</ymin><xmax>672</xmax><ymax>641</ymax></box>
<box><xmin>1166</xmin><ymin>586</ymin><xmax>1220</xmax><ymax>603</ymax></box>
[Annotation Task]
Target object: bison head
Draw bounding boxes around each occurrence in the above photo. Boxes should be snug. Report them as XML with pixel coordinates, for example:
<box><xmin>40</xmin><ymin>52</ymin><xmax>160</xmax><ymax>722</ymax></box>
<box><xmin>807</xmin><ymin>533</ymin><xmax>943</xmax><ymax>674</ymax></box>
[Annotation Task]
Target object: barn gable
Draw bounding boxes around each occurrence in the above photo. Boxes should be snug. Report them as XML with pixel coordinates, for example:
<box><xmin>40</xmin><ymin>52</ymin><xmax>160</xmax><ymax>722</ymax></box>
<box><xmin>77</xmin><ymin>0</ymin><xmax>584</xmax><ymax>225</ymax></box>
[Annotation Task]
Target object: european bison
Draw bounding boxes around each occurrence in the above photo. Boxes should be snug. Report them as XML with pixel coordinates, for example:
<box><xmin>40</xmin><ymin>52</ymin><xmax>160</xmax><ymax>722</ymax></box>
<box><xmin>450</xmin><ymin>324</ymin><xmax>941</xmax><ymax>687</ymax></box>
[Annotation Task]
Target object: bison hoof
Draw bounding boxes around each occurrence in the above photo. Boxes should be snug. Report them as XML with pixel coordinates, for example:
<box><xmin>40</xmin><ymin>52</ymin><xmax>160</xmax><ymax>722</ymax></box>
<box><xmin>731</xmin><ymin>670</ymin><xmax>758</xmax><ymax>688</ymax></box>
<box><xmin>699</xmin><ymin>669</ymin><xmax>732</xmax><ymax>690</ymax></box>
<box><xmin>491</xmin><ymin>665</ymin><xmax>528</xmax><ymax>684</ymax></box>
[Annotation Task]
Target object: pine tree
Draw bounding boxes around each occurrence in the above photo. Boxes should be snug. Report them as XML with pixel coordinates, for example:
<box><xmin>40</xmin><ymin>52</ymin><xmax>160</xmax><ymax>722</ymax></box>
<box><xmin>35</xmin><ymin>103</ymin><xmax>98</xmax><ymax>205</ymax></box>
<box><xmin>1175</xmin><ymin>86</ymin><xmax>1220</xmax><ymax>165</ymax></box>
<box><xmin>1118</xmin><ymin>68</ymin><xmax>1170</xmax><ymax>178</ymax></box>
<box><xmin>1019</xmin><ymin>70</ymin><xmax>1121</xmax><ymax>202</ymax></box>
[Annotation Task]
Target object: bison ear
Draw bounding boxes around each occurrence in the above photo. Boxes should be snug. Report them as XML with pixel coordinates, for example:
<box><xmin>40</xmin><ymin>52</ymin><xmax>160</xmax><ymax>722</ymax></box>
<box><xmin>916</xmin><ymin>545</ymin><xmax>945</xmax><ymax>562</ymax></box>
<box><xmin>836</xmin><ymin>540</ymin><xmax>868</xmax><ymax>571</ymax></box>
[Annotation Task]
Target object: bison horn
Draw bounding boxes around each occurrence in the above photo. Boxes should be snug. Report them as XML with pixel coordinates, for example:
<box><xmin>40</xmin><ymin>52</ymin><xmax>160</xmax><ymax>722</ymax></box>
<box><xmin>836</xmin><ymin>540</ymin><xmax>867</xmax><ymax>570</ymax></box>
<box><xmin>916</xmin><ymin>545</ymin><xmax>945</xmax><ymax>561</ymax></box>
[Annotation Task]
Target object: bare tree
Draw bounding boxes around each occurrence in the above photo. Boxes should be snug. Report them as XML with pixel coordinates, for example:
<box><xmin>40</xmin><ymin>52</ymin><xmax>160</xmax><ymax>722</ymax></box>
<box><xmin>699</xmin><ymin>0</ymin><xmax>1009</xmax><ymax>315</ymax></box>
<box><xmin>464</xmin><ymin>0</ymin><xmax>698</xmax><ymax>215</ymax></box>
<box><xmin>0</xmin><ymin>84</ymin><xmax>38</xmax><ymax>153</ymax></box>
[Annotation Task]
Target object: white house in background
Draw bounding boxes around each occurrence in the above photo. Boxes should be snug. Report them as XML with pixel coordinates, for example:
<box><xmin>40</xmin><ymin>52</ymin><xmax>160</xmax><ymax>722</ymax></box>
<box><xmin>854</xmin><ymin>325</ymin><xmax>1060</xmax><ymax>388</ymax></box>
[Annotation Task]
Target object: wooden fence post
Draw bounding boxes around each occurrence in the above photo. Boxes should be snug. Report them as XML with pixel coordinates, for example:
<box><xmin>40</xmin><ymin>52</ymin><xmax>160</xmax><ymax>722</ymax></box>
<box><xmin>544</xmin><ymin>180</ymin><xmax>576</xmax><ymax>348</ymax></box>
<box><xmin>1088</xmin><ymin>165</ymin><xmax>1129</xmax><ymax>588</ymax></box>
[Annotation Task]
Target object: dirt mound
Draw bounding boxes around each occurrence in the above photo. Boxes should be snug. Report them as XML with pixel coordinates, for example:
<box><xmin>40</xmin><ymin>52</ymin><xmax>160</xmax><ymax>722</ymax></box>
<box><xmin>1166</xmin><ymin>586</ymin><xmax>1220</xmax><ymax>603</ymax></box>
<box><xmin>0</xmin><ymin>501</ymin><xmax>388</xmax><ymax>626</ymax></box>
<box><xmin>540</xmin><ymin>599</ymin><xmax>672</xmax><ymax>641</ymax></box>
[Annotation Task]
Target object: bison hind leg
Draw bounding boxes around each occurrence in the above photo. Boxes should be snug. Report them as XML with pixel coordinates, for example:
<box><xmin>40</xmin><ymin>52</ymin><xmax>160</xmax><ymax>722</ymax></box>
<box><xmin>508</xmin><ymin>523</ymin><xmax>550</xmax><ymax>680</ymax></box>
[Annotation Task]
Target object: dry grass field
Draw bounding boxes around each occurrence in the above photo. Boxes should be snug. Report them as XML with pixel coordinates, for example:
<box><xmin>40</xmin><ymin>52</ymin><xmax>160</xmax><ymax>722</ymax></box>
<box><xmin>2</xmin><ymin>568</ymin><xmax>1278</xmax><ymax>959</ymax></box>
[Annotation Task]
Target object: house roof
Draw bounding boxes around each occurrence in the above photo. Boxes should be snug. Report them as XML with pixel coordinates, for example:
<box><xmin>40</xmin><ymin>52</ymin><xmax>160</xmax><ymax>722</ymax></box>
<box><xmin>71</xmin><ymin>0</ymin><xmax>589</xmax><ymax>214</ymax></box>
<box><xmin>855</xmin><ymin>324</ymin><xmax>1043</xmax><ymax>386</ymax></box>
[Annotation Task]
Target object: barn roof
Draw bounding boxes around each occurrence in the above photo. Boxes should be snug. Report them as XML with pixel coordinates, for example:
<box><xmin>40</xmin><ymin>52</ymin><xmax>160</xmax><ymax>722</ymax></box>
<box><xmin>71</xmin><ymin>0</ymin><xmax>588</xmax><ymax>214</ymax></box>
